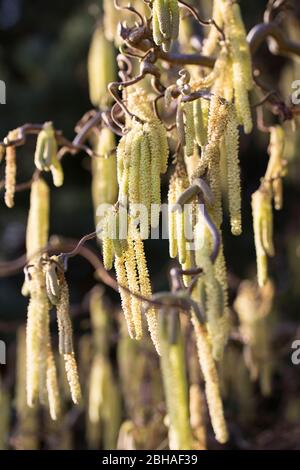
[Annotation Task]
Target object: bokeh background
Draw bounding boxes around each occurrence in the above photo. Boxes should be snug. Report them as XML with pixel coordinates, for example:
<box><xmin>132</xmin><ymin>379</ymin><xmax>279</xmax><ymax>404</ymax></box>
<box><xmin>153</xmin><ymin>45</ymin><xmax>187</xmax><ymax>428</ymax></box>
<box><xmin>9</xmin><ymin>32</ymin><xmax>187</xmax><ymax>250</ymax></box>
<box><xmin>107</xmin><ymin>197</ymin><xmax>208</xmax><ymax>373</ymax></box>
<box><xmin>0</xmin><ymin>0</ymin><xmax>300</xmax><ymax>450</ymax></box>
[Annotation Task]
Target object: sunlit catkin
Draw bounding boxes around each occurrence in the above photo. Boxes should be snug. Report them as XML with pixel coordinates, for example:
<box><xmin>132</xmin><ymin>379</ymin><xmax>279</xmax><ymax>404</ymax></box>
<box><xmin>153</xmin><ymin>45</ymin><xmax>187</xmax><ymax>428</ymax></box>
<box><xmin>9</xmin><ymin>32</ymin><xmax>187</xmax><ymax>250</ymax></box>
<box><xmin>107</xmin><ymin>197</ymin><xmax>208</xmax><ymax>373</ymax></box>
<box><xmin>193</xmin><ymin>98</ymin><xmax>208</xmax><ymax>149</ymax></box>
<box><xmin>124</xmin><ymin>236</ymin><xmax>143</xmax><ymax>340</ymax></box>
<box><xmin>117</xmin><ymin>109</ymin><xmax>168</xmax><ymax>230</ymax></box>
<box><xmin>26</xmin><ymin>178</ymin><xmax>49</xmax><ymax>260</ymax></box>
<box><xmin>55</xmin><ymin>269</ymin><xmax>81</xmax><ymax>403</ymax></box>
<box><xmin>168</xmin><ymin>162</ymin><xmax>190</xmax><ymax>265</ymax></box>
<box><xmin>191</xmin><ymin>317</ymin><xmax>228</xmax><ymax>444</ymax></box>
<box><xmin>64</xmin><ymin>353</ymin><xmax>82</xmax><ymax>405</ymax></box>
<box><xmin>46</xmin><ymin>341</ymin><xmax>61</xmax><ymax>421</ymax></box>
<box><xmin>88</xmin><ymin>25</ymin><xmax>116</xmax><ymax>108</ymax></box>
<box><xmin>133</xmin><ymin>229</ymin><xmax>161</xmax><ymax>355</ymax></box>
<box><xmin>56</xmin><ymin>272</ymin><xmax>74</xmax><ymax>355</ymax></box>
<box><xmin>224</xmin><ymin>108</ymin><xmax>242</xmax><ymax>235</ymax></box>
<box><xmin>26</xmin><ymin>264</ymin><xmax>50</xmax><ymax>408</ymax></box>
<box><xmin>265</xmin><ymin>125</ymin><xmax>286</xmax><ymax>210</ymax></box>
<box><xmin>252</xmin><ymin>187</ymin><xmax>274</xmax><ymax>287</ymax></box>
<box><xmin>219</xmin><ymin>0</ymin><xmax>253</xmax><ymax>133</ymax></box>
<box><xmin>152</xmin><ymin>0</ymin><xmax>179</xmax><ymax>51</ymax></box>
<box><xmin>115</xmin><ymin>254</ymin><xmax>136</xmax><ymax>339</ymax></box>
<box><xmin>184</xmin><ymin>101</ymin><xmax>195</xmax><ymax>157</ymax></box>
<box><xmin>34</xmin><ymin>122</ymin><xmax>63</xmax><ymax>187</ymax></box>
<box><xmin>159</xmin><ymin>316</ymin><xmax>193</xmax><ymax>450</ymax></box>
<box><xmin>4</xmin><ymin>144</ymin><xmax>16</xmax><ymax>208</ymax></box>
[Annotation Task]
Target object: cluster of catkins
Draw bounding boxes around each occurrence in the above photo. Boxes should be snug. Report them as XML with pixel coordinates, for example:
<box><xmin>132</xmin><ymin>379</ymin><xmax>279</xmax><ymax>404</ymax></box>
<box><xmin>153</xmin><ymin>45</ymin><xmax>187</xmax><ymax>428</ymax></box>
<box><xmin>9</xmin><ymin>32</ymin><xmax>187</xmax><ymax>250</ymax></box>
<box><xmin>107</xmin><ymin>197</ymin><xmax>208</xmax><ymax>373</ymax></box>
<box><xmin>1</xmin><ymin>0</ymin><xmax>291</xmax><ymax>451</ymax></box>
<box><xmin>24</xmin><ymin>179</ymin><xmax>81</xmax><ymax>419</ymax></box>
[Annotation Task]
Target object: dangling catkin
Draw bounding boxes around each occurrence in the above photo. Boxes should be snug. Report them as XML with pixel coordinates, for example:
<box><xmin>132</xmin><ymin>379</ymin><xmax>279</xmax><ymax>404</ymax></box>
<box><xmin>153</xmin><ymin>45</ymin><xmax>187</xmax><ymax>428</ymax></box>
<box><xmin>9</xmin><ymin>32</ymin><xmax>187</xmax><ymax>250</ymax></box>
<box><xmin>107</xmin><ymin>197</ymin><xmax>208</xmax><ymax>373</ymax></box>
<box><xmin>46</xmin><ymin>340</ymin><xmax>61</xmax><ymax>421</ymax></box>
<box><xmin>265</xmin><ymin>125</ymin><xmax>286</xmax><ymax>210</ymax></box>
<box><xmin>26</xmin><ymin>264</ymin><xmax>50</xmax><ymax>407</ymax></box>
<box><xmin>56</xmin><ymin>272</ymin><xmax>74</xmax><ymax>355</ymax></box>
<box><xmin>252</xmin><ymin>187</ymin><xmax>274</xmax><ymax>287</ymax></box>
<box><xmin>124</xmin><ymin>236</ymin><xmax>143</xmax><ymax>340</ymax></box>
<box><xmin>133</xmin><ymin>228</ymin><xmax>161</xmax><ymax>355</ymax></box>
<box><xmin>219</xmin><ymin>0</ymin><xmax>253</xmax><ymax>133</ymax></box>
<box><xmin>159</xmin><ymin>315</ymin><xmax>193</xmax><ymax>450</ymax></box>
<box><xmin>88</xmin><ymin>25</ymin><xmax>116</xmax><ymax>108</ymax></box>
<box><xmin>4</xmin><ymin>145</ymin><xmax>16</xmax><ymax>208</ymax></box>
<box><xmin>26</xmin><ymin>178</ymin><xmax>49</xmax><ymax>261</ymax></box>
<box><xmin>55</xmin><ymin>269</ymin><xmax>81</xmax><ymax>404</ymax></box>
<box><xmin>115</xmin><ymin>254</ymin><xmax>136</xmax><ymax>339</ymax></box>
<box><xmin>34</xmin><ymin>122</ymin><xmax>63</xmax><ymax>187</ymax></box>
<box><xmin>191</xmin><ymin>317</ymin><xmax>228</xmax><ymax>444</ymax></box>
<box><xmin>64</xmin><ymin>353</ymin><xmax>82</xmax><ymax>405</ymax></box>
<box><xmin>152</xmin><ymin>0</ymin><xmax>179</xmax><ymax>51</ymax></box>
<box><xmin>224</xmin><ymin>108</ymin><xmax>242</xmax><ymax>235</ymax></box>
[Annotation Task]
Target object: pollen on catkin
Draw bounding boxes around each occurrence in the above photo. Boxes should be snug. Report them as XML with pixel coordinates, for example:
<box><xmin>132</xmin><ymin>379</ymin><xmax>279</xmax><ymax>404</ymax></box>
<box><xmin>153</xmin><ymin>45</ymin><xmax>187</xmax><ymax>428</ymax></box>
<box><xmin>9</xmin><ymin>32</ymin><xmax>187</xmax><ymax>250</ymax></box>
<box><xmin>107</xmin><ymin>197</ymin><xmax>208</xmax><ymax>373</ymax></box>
<box><xmin>224</xmin><ymin>108</ymin><xmax>242</xmax><ymax>235</ymax></box>
<box><xmin>191</xmin><ymin>316</ymin><xmax>228</xmax><ymax>444</ymax></box>
<box><xmin>46</xmin><ymin>341</ymin><xmax>61</xmax><ymax>421</ymax></box>
<box><xmin>64</xmin><ymin>353</ymin><xmax>82</xmax><ymax>405</ymax></box>
<box><xmin>219</xmin><ymin>0</ymin><xmax>253</xmax><ymax>134</ymax></box>
<box><xmin>4</xmin><ymin>144</ymin><xmax>16</xmax><ymax>208</ymax></box>
<box><xmin>132</xmin><ymin>227</ymin><xmax>161</xmax><ymax>355</ymax></box>
<box><xmin>252</xmin><ymin>187</ymin><xmax>274</xmax><ymax>287</ymax></box>
<box><xmin>168</xmin><ymin>162</ymin><xmax>190</xmax><ymax>266</ymax></box>
<box><xmin>56</xmin><ymin>271</ymin><xmax>74</xmax><ymax>355</ymax></box>
<box><xmin>117</xmin><ymin>111</ymin><xmax>168</xmax><ymax>230</ymax></box>
<box><xmin>26</xmin><ymin>263</ymin><xmax>50</xmax><ymax>408</ymax></box>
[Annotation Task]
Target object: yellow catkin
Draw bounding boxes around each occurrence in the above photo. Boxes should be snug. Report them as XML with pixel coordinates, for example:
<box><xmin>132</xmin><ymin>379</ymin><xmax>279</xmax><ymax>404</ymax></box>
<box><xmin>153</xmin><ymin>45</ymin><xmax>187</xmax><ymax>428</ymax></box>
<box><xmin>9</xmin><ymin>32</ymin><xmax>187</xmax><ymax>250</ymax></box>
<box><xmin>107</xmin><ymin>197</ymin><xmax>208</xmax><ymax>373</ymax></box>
<box><xmin>87</xmin><ymin>25</ymin><xmax>116</xmax><ymax>108</ymax></box>
<box><xmin>184</xmin><ymin>101</ymin><xmax>195</xmax><ymax>157</ymax></box>
<box><xmin>56</xmin><ymin>273</ymin><xmax>74</xmax><ymax>355</ymax></box>
<box><xmin>193</xmin><ymin>98</ymin><xmax>207</xmax><ymax>149</ymax></box>
<box><xmin>102</xmin><ymin>234</ymin><xmax>114</xmax><ymax>271</ymax></box>
<box><xmin>92</xmin><ymin>129</ymin><xmax>118</xmax><ymax>218</ymax></box>
<box><xmin>139</xmin><ymin>133</ymin><xmax>152</xmax><ymax>237</ymax></box>
<box><xmin>191</xmin><ymin>318</ymin><xmax>228</xmax><ymax>444</ymax></box>
<box><xmin>219</xmin><ymin>0</ymin><xmax>253</xmax><ymax>133</ymax></box>
<box><xmin>234</xmin><ymin>280</ymin><xmax>274</xmax><ymax>396</ymax></box>
<box><xmin>15</xmin><ymin>327</ymin><xmax>39</xmax><ymax>450</ymax></box>
<box><xmin>224</xmin><ymin>108</ymin><xmax>242</xmax><ymax>235</ymax></box>
<box><xmin>252</xmin><ymin>187</ymin><xmax>275</xmax><ymax>287</ymax></box>
<box><xmin>129</xmin><ymin>128</ymin><xmax>142</xmax><ymax>206</ymax></box>
<box><xmin>175</xmin><ymin>164</ymin><xmax>190</xmax><ymax>265</ymax></box>
<box><xmin>265</xmin><ymin>125</ymin><xmax>286</xmax><ymax>210</ymax></box>
<box><xmin>34</xmin><ymin>122</ymin><xmax>63</xmax><ymax>187</ymax></box>
<box><xmin>168</xmin><ymin>171</ymin><xmax>178</xmax><ymax>259</ymax></box>
<box><xmin>159</xmin><ymin>317</ymin><xmax>193</xmax><ymax>450</ymax></box>
<box><xmin>133</xmin><ymin>231</ymin><xmax>161</xmax><ymax>355</ymax></box>
<box><xmin>193</xmin><ymin>100</ymin><xmax>230</xmax><ymax>180</ymax></box>
<box><xmin>124</xmin><ymin>235</ymin><xmax>143</xmax><ymax>340</ymax></box>
<box><xmin>64</xmin><ymin>353</ymin><xmax>82</xmax><ymax>405</ymax></box>
<box><xmin>115</xmin><ymin>255</ymin><xmax>136</xmax><ymax>339</ymax></box>
<box><xmin>4</xmin><ymin>145</ymin><xmax>16</xmax><ymax>208</ymax></box>
<box><xmin>26</xmin><ymin>264</ymin><xmax>50</xmax><ymax>408</ymax></box>
<box><xmin>152</xmin><ymin>0</ymin><xmax>179</xmax><ymax>51</ymax></box>
<box><xmin>195</xmin><ymin>245</ymin><xmax>227</xmax><ymax>361</ymax></box>
<box><xmin>202</xmin><ymin>0</ymin><xmax>223</xmax><ymax>56</ymax></box>
<box><xmin>26</xmin><ymin>178</ymin><xmax>49</xmax><ymax>260</ymax></box>
<box><xmin>46</xmin><ymin>340</ymin><xmax>61</xmax><ymax>421</ymax></box>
